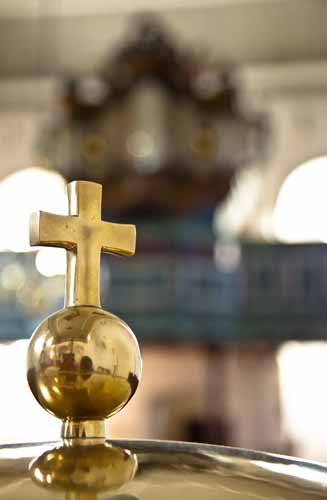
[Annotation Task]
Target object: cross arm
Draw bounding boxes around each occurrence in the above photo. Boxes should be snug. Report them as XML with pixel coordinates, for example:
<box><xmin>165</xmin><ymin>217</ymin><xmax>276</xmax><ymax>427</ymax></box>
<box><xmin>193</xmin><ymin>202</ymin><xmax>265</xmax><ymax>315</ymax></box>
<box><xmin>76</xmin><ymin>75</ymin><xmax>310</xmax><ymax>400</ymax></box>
<box><xmin>30</xmin><ymin>211</ymin><xmax>77</xmax><ymax>250</ymax></box>
<box><xmin>101</xmin><ymin>221</ymin><xmax>136</xmax><ymax>257</ymax></box>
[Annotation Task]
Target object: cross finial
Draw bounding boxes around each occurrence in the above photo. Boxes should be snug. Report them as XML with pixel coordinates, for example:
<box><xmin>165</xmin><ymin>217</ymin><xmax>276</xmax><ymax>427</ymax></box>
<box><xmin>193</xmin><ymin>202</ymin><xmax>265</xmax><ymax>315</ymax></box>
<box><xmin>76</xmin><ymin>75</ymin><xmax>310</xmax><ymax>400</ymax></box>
<box><xmin>30</xmin><ymin>180</ymin><xmax>136</xmax><ymax>307</ymax></box>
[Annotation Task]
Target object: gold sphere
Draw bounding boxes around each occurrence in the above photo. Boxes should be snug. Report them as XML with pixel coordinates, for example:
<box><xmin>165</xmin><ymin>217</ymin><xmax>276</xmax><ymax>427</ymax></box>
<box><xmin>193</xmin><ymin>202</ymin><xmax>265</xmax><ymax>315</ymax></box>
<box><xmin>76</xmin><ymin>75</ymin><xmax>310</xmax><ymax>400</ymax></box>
<box><xmin>27</xmin><ymin>306</ymin><xmax>142</xmax><ymax>423</ymax></box>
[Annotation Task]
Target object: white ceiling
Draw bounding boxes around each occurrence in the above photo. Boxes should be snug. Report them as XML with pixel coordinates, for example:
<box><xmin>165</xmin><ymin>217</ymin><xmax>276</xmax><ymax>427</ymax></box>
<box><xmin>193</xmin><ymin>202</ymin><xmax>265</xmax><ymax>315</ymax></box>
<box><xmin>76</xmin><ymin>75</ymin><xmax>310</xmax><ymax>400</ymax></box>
<box><xmin>0</xmin><ymin>0</ymin><xmax>325</xmax><ymax>75</ymax></box>
<box><xmin>0</xmin><ymin>0</ymin><xmax>282</xmax><ymax>18</ymax></box>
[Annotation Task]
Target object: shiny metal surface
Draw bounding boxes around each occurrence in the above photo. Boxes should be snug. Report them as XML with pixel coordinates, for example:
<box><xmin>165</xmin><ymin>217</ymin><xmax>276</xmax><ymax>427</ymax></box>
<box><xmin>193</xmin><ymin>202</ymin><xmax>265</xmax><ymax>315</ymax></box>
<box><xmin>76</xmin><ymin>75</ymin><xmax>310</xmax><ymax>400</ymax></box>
<box><xmin>30</xmin><ymin>441</ymin><xmax>138</xmax><ymax>494</ymax></box>
<box><xmin>21</xmin><ymin>178</ymin><xmax>326</xmax><ymax>498</ymax></box>
<box><xmin>27</xmin><ymin>306</ymin><xmax>142</xmax><ymax>435</ymax></box>
<box><xmin>27</xmin><ymin>179</ymin><xmax>141</xmax><ymax>439</ymax></box>
<box><xmin>30</xmin><ymin>180</ymin><xmax>136</xmax><ymax>308</ymax></box>
<box><xmin>0</xmin><ymin>440</ymin><xmax>325</xmax><ymax>499</ymax></box>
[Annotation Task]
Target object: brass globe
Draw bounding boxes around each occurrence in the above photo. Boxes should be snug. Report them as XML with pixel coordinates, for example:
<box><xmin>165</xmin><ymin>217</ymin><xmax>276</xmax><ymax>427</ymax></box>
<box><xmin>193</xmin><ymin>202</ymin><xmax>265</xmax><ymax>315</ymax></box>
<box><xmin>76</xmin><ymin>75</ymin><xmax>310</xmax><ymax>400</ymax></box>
<box><xmin>27</xmin><ymin>306</ymin><xmax>142</xmax><ymax>426</ymax></box>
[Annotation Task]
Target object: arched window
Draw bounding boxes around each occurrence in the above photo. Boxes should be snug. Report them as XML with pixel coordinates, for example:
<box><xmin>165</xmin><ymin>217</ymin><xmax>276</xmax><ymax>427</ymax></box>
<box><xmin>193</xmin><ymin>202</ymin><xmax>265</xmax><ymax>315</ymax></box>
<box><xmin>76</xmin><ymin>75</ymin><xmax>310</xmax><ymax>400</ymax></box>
<box><xmin>274</xmin><ymin>156</ymin><xmax>327</xmax><ymax>243</ymax></box>
<box><xmin>0</xmin><ymin>167</ymin><xmax>67</xmax><ymax>276</ymax></box>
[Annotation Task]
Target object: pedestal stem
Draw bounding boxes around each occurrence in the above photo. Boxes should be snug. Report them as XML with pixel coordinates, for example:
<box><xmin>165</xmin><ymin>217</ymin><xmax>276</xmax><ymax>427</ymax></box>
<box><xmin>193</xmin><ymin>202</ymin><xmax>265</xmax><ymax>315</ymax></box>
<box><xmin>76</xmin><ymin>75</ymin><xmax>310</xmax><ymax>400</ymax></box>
<box><xmin>61</xmin><ymin>419</ymin><xmax>105</xmax><ymax>440</ymax></box>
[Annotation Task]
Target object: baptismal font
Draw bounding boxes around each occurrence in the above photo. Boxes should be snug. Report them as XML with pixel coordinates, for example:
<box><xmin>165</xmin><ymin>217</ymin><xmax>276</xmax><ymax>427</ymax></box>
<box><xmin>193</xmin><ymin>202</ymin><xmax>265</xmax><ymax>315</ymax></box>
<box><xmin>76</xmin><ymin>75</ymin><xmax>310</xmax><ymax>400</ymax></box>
<box><xmin>0</xmin><ymin>179</ymin><xmax>321</xmax><ymax>500</ymax></box>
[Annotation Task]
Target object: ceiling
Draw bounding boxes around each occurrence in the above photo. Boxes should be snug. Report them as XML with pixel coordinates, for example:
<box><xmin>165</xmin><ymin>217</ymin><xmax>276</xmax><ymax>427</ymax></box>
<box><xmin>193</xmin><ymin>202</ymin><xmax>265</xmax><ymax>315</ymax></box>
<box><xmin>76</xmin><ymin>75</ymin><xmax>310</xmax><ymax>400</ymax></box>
<box><xmin>0</xmin><ymin>0</ymin><xmax>283</xmax><ymax>18</ymax></box>
<box><xmin>0</xmin><ymin>0</ymin><xmax>325</xmax><ymax>76</ymax></box>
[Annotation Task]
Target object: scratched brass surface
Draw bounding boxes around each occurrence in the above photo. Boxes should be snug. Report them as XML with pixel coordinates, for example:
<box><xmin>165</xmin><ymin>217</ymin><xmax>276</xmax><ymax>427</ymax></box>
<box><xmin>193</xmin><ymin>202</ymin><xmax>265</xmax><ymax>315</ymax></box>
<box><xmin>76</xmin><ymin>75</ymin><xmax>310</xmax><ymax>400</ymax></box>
<box><xmin>0</xmin><ymin>440</ymin><xmax>325</xmax><ymax>499</ymax></box>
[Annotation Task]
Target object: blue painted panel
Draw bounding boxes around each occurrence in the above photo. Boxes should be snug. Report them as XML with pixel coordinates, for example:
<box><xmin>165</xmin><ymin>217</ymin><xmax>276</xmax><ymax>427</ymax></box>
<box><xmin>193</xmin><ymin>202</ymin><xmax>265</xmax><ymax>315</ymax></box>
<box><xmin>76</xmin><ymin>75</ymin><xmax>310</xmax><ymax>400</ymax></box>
<box><xmin>0</xmin><ymin>242</ymin><xmax>326</xmax><ymax>342</ymax></box>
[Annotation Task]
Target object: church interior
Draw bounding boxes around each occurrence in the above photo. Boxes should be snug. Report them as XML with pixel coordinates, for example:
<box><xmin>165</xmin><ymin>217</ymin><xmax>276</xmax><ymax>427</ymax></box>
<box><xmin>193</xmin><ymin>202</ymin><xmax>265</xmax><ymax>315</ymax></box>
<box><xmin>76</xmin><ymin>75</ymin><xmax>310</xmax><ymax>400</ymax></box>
<box><xmin>0</xmin><ymin>0</ymin><xmax>327</xmax><ymax>462</ymax></box>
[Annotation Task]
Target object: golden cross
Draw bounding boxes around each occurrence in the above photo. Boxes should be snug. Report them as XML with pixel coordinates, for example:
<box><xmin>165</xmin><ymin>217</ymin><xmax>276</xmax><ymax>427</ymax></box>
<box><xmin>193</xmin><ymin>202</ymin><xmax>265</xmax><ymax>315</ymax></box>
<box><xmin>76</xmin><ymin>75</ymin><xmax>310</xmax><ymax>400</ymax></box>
<box><xmin>30</xmin><ymin>180</ymin><xmax>136</xmax><ymax>308</ymax></box>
